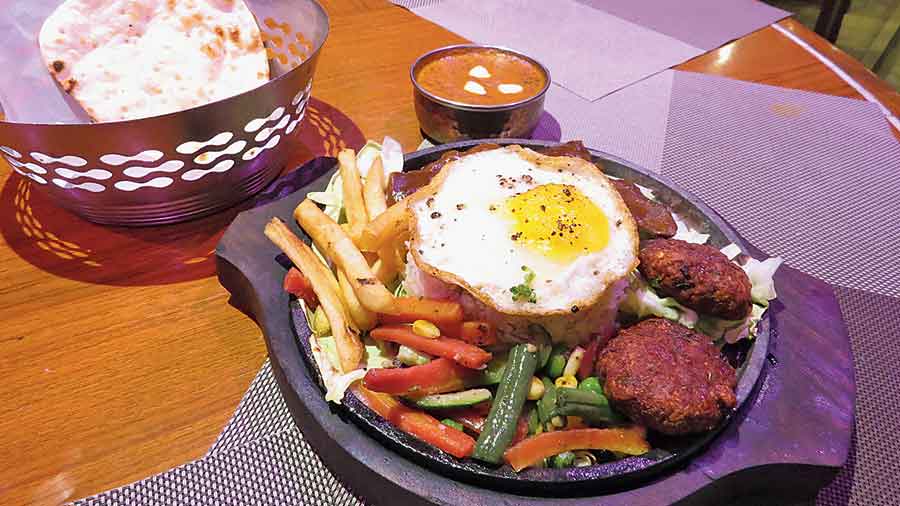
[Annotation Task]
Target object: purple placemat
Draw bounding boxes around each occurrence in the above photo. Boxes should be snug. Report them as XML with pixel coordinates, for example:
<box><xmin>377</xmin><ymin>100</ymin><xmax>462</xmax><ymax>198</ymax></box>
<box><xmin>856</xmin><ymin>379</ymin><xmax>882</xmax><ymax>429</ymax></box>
<box><xmin>533</xmin><ymin>73</ymin><xmax>675</xmax><ymax>172</ymax></box>
<box><xmin>577</xmin><ymin>0</ymin><xmax>789</xmax><ymax>50</ymax></box>
<box><xmin>660</xmin><ymin>71</ymin><xmax>900</xmax><ymax>298</ymax></box>
<box><xmin>390</xmin><ymin>0</ymin><xmax>788</xmax><ymax>101</ymax></box>
<box><xmin>207</xmin><ymin>360</ymin><xmax>294</xmax><ymax>456</ymax></box>
<box><xmin>391</xmin><ymin>0</ymin><xmax>703</xmax><ymax>101</ymax></box>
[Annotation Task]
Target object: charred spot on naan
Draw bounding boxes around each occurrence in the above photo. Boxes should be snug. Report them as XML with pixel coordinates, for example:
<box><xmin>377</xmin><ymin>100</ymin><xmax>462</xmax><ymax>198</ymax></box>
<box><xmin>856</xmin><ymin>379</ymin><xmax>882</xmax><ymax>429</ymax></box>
<box><xmin>51</xmin><ymin>60</ymin><xmax>65</xmax><ymax>73</ymax></box>
<box><xmin>64</xmin><ymin>78</ymin><xmax>77</xmax><ymax>93</ymax></box>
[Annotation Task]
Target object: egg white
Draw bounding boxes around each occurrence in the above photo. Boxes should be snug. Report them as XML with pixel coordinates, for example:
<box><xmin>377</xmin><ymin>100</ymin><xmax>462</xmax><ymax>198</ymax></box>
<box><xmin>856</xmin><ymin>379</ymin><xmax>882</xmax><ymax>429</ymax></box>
<box><xmin>408</xmin><ymin>145</ymin><xmax>638</xmax><ymax>316</ymax></box>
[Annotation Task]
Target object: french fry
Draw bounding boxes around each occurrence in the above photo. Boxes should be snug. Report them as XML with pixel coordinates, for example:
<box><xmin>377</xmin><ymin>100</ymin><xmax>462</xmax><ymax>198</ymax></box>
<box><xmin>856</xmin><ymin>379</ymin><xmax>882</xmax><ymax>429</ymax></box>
<box><xmin>337</xmin><ymin>268</ymin><xmax>377</xmax><ymax>331</ymax></box>
<box><xmin>357</xmin><ymin>197</ymin><xmax>410</xmax><ymax>252</ymax></box>
<box><xmin>373</xmin><ymin>246</ymin><xmax>399</xmax><ymax>286</ymax></box>
<box><xmin>338</xmin><ymin>149</ymin><xmax>369</xmax><ymax>235</ymax></box>
<box><xmin>294</xmin><ymin>199</ymin><xmax>396</xmax><ymax>313</ymax></box>
<box><xmin>363</xmin><ymin>155</ymin><xmax>388</xmax><ymax>220</ymax></box>
<box><xmin>264</xmin><ymin>218</ymin><xmax>364</xmax><ymax>373</ymax></box>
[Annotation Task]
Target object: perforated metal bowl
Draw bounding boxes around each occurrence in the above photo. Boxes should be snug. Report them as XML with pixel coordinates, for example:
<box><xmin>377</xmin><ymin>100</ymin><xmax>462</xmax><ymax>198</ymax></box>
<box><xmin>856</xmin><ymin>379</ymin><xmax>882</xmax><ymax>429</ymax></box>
<box><xmin>0</xmin><ymin>0</ymin><xmax>328</xmax><ymax>226</ymax></box>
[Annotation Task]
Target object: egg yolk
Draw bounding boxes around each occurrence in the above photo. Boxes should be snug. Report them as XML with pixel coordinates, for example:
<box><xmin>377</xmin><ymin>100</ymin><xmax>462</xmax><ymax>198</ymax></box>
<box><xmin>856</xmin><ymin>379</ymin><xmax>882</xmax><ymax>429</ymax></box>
<box><xmin>502</xmin><ymin>183</ymin><xmax>609</xmax><ymax>263</ymax></box>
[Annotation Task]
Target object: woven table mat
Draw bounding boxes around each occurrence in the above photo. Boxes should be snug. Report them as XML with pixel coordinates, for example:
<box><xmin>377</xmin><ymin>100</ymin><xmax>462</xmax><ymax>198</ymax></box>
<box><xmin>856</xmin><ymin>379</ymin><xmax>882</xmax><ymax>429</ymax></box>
<box><xmin>389</xmin><ymin>0</ymin><xmax>787</xmax><ymax>101</ymax></box>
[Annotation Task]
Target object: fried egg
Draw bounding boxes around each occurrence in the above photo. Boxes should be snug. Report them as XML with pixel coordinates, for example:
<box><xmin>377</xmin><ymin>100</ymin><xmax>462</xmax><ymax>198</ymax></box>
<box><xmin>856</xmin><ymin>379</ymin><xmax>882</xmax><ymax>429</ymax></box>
<box><xmin>408</xmin><ymin>145</ymin><xmax>638</xmax><ymax>319</ymax></box>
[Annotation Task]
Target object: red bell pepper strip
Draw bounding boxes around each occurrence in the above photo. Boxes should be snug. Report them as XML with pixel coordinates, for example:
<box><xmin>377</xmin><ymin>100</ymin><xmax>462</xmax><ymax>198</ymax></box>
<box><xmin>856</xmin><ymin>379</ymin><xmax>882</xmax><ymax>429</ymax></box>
<box><xmin>456</xmin><ymin>321</ymin><xmax>498</xmax><ymax>347</ymax></box>
<box><xmin>353</xmin><ymin>385</ymin><xmax>476</xmax><ymax>459</ymax></box>
<box><xmin>370</xmin><ymin>325</ymin><xmax>492</xmax><ymax>369</ymax></box>
<box><xmin>363</xmin><ymin>358</ymin><xmax>481</xmax><ymax>396</ymax></box>
<box><xmin>378</xmin><ymin>296</ymin><xmax>464</xmax><ymax>335</ymax></box>
<box><xmin>283</xmin><ymin>267</ymin><xmax>318</xmax><ymax>309</ymax></box>
<box><xmin>511</xmin><ymin>415</ymin><xmax>530</xmax><ymax>446</ymax></box>
<box><xmin>503</xmin><ymin>427</ymin><xmax>651</xmax><ymax>472</ymax></box>
<box><xmin>449</xmin><ymin>409</ymin><xmax>486</xmax><ymax>434</ymax></box>
<box><xmin>578</xmin><ymin>337</ymin><xmax>602</xmax><ymax>380</ymax></box>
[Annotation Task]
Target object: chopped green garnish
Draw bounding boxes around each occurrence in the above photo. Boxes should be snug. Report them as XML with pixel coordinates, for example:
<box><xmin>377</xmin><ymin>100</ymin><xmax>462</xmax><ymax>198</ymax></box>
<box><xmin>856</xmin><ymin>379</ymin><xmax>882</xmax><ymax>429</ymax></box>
<box><xmin>510</xmin><ymin>266</ymin><xmax>538</xmax><ymax>303</ymax></box>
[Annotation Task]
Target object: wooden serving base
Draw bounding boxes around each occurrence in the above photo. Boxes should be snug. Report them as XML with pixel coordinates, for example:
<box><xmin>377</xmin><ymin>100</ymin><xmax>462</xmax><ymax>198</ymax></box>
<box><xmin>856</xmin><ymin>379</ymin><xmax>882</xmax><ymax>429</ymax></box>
<box><xmin>216</xmin><ymin>156</ymin><xmax>854</xmax><ymax>505</ymax></box>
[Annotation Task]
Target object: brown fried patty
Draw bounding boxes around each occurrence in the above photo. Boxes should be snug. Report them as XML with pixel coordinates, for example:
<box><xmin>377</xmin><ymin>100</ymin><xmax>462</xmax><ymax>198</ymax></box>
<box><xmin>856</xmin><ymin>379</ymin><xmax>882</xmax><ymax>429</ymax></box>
<box><xmin>597</xmin><ymin>318</ymin><xmax>737</xmax><ymax>435</ymax></box>
<box><xmin>639</xmin><ymin>239</ymin><xmax>752</xmax><ymax>320</ymax></box>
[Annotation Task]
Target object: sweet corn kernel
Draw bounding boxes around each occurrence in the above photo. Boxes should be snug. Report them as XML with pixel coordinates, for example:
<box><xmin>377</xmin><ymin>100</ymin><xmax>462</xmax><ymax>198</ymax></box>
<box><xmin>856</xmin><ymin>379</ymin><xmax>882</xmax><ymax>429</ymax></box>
<box><xmin>527</xmin><ymin>376</ymin><xmax>545</xmax><ymax>400</ymax></box>
<box><xmin>550</xmin><ymin>415</ymin><xmax>565</xmax><ymax>428</ymax></box>
<box><xmin>412</xmin><ymin>319</ymin><xmax>441</xmax><ymax>338</ymax></box>
<box><xmin>573</xmin><ymin>450</ymin><xmax>596</xmax><ymax>467</ymax></box>
<box><xmin>555</xmin><ymin>375</ymin><xmax>578</xmax><ymax>389</ymax></box>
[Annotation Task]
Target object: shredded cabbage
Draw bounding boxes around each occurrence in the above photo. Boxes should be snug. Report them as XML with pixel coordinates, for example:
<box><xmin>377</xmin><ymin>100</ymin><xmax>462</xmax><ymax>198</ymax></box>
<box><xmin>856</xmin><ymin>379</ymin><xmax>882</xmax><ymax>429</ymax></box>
<box><xmin>672</xmin><ymin>213</ymin><xmax>710</xmax><ymax>244</ymax></box>
<box><xmin>380</xmin><ymin>136</ymin><xmax>404</xmax><ymax>176</ymax></box>
<box><xmin>302</xmin><ymin>302</ymin><xmax>394</xmax><ymax>403</ymax></box>
<box><xmin>698</xmin><ymin>304</ymin><xmax>768</xmax><ymax>344</ymax></box>
<box><xmin>307</xmin><ymin>171</ymin><xmax>343</xmax><ymax>222</ymax></box>
<box><xmin>620</xmin><ymin>273</ymin><xmax>698</xmax><ymax>328</ymax></box>
<box><xmin>743</xmin><ymin>257</ymin><xmax>783</xmax><ymax>306</ymax></box>
<box><xmin>354</xmin><ymin>136</ymin><xmax>404</xmax><ymax>179</ymax></box>
<box><xmin>355</xmin><ymin>140</ymin><xmax>384</xmax><ymax>178</ymax></box>
<box><xmin>634</xmin><ymin>183</ymin><xmax>656</xmax><ymax>201</ymax></box>
<box><xmin>720</xmin><ymin>243</ymin><xmax>742</xmax><ymax>260</ymax></box>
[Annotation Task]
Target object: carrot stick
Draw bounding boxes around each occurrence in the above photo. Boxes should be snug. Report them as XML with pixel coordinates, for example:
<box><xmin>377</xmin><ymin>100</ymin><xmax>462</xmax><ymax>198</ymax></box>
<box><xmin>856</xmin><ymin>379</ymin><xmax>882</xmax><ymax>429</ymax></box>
<box><xmin>370</xmin><ymin>325</ymin><xmax>492</xmax><ymax>369</ymax></box>
<box><xmin>353</xmin><ymin>385</ymin><xmax>475</xmax><ymax>459</ymax></box>
<box><xmin>378</xmin><ymin>296</ymin><xmax>464</xmax><ymax>335</ymax></box>
<box><xmin>503</xmin><ymin>427</ymin><xmax>650</xmax><ymax>472</ymax></box>
<box><xmin>456</xmin><ymin>321</ymin><xmax>498</xmax><ymax>347</ymax></box>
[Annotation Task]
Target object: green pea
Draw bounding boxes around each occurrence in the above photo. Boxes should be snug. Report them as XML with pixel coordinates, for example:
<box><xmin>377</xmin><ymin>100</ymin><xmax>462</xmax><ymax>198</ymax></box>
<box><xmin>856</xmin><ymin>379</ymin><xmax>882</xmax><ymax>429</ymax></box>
<box><xmin>551</xmin><ymin>451</ymin><xmax>576</xmax><ymax>468</ymax></box>
<box><xmin>578</xmin><ymin>376</ymin><xmax>604</xmax><ymax>397</ymax></box>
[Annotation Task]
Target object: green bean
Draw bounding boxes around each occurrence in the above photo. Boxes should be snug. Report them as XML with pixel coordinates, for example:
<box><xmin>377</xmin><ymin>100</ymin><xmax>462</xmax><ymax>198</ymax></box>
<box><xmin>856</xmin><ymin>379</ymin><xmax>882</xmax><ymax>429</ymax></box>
<box><xmin>480</xmin><ymin>352</ymin><xmax>508</xmax><ymax>385</ymax></box>
<box><xmin>472</xmin><ymin>344</ymin><xmax>538</xmax><ymax>464</ymax></box>
<box><xmin>556</xmin><ymin>402</ymin><xmax>623</xmax><ymax>425</ymax></box>
<box><xmin>441</xmin><ymin>418</ymin><xmax>464</xmax><ymax>432</ymax></box>
<box><xmin>545</xmin><ymin>345</ymin><xmax>568</xmax><ymax>378</ymax></box>
<box><xmin>537</xmin><ymin>377</ymin><xmax>557</xmax><ymax>424</ymax></box>
<box><xmin>527</xmin><ymin>407</ymin><xmax>541</xmax><ymax>435</ymax></box>
<box><xmin>557</xmin><ymin>387</ymin><xmax>610</xmax><ymax>408</ymax></box>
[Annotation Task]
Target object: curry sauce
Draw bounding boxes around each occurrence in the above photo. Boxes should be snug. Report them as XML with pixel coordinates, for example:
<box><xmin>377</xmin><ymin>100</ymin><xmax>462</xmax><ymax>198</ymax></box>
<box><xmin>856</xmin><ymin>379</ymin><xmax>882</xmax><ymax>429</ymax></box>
<box><xmin>415</xmin><ymin>47</ymin><xmax>547</xmax><ymax>106</ymax></box>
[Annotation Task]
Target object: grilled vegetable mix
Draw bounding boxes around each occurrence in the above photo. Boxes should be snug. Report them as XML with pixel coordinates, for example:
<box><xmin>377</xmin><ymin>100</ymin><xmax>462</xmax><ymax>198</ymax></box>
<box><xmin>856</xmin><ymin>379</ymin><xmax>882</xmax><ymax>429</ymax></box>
<box><xmin>290</xmin><ymin>269</ymin><xmax>649</xmax><ymax>469</ymax></box>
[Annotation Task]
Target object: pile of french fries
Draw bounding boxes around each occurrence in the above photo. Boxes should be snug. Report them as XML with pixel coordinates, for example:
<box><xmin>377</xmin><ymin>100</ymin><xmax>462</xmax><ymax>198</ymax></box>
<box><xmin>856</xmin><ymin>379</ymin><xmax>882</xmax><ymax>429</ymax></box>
<box><xmin>264</xmin><ymin>148</ymin><xmax>421</xmax><ymax>374</ymax></box>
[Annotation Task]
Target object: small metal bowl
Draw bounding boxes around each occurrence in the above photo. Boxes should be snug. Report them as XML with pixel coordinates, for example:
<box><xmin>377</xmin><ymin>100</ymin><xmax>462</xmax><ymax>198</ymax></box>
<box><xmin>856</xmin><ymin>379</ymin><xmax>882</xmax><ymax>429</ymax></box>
<box><xmin>410</xmin><ymin>45</ymin><xmax>551</xmax><ymax>143</ymax></box>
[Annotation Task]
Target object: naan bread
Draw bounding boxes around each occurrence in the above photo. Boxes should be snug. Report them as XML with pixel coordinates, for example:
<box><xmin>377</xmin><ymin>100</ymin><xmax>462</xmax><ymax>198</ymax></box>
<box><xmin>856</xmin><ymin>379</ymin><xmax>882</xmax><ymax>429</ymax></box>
<box><xmin>39</xmin><ymin>0</ymin><xmax>270</xmax><ymax>122</ymax></box>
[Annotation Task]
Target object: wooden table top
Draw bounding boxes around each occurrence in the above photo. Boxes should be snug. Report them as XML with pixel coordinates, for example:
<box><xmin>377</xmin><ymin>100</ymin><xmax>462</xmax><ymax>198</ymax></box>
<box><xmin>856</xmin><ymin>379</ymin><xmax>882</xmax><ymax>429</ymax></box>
<box><xmin>1</xmin><ymin>1</ymin><xmax>897</xmax><ymax>504</ymax></box>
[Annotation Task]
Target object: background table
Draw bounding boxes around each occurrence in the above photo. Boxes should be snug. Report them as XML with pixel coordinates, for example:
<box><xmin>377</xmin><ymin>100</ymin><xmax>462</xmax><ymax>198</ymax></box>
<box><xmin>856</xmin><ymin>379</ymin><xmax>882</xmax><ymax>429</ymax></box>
<box><xmin>1</xmin><ymin>1</ymin><xmax>898</xmax><ymax>505</ymax></box>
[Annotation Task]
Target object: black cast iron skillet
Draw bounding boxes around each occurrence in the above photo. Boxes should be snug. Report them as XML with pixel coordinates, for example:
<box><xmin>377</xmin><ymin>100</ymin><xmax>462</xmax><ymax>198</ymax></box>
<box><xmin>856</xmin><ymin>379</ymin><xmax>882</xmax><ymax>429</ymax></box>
<box><xmin>220</xmin><ymin>139</ymin><xmax>769</xmax><ymax>498</ymax></box>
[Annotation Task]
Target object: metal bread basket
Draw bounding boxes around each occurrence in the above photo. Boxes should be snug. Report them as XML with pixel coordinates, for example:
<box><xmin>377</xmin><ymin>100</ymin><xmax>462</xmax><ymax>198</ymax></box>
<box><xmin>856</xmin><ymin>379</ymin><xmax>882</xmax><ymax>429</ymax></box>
<box><xmin>0</xmin><ymin>0</ymin><xmax>328</xmax><ymax>226</ymax></box>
